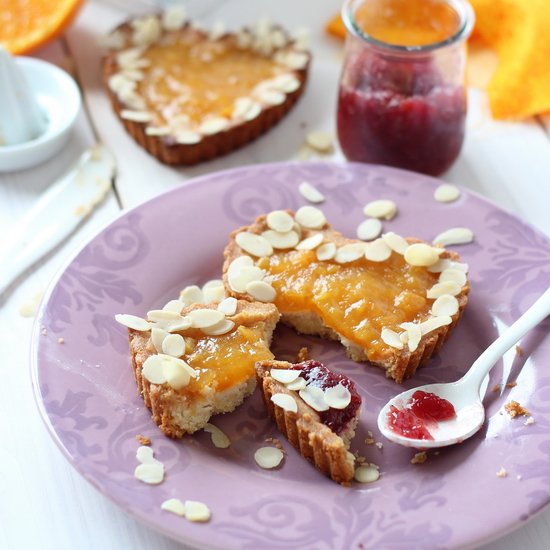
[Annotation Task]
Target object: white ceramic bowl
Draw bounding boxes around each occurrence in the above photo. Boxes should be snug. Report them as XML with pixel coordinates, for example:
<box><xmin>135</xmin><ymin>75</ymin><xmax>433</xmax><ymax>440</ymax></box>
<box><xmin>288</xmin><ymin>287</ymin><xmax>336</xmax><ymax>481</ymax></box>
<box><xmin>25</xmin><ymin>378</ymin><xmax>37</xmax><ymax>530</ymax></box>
<box><xmin>0</xmin><ymin>57</ymin><xmax>81</xmax><ymax>172</ymax></box>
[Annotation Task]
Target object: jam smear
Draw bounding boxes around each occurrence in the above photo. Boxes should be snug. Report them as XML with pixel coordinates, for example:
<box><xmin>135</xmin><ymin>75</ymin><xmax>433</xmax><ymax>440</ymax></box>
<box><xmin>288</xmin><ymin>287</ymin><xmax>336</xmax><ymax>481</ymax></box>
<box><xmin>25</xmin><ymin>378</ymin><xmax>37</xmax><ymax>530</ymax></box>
<box><xmin>388</xmin><ymin>390</ymin><xmax>456</xmax><ymax>440</ymax></box>
<box><xmin>291</xmin><ymin>360</ymin><xmax>362</xmax><ymax>435</ymax></box>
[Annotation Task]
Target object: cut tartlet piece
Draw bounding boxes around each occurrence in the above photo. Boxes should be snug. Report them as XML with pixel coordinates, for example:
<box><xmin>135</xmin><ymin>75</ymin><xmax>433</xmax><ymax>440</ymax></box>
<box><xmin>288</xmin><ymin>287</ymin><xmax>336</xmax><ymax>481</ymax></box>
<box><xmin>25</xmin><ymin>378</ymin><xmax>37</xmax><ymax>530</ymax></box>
<box><xmin>223</xmin><ymin>208</ymin><xmax>470</xmax><ymax>383</ymax></box>
<box><xmin>255</xmin><ymin>359</ymin><xmax>362</xmax><ymax>484</ymax></box>
<box><xmin>117</xmin><ymin>299</ymin><xmax>280</xmax><ymax>438</ymax></box>
<box><xmin>101</xmin><ymin>9</ymin><xmax>311</xmax><ymax>165</ymax></box>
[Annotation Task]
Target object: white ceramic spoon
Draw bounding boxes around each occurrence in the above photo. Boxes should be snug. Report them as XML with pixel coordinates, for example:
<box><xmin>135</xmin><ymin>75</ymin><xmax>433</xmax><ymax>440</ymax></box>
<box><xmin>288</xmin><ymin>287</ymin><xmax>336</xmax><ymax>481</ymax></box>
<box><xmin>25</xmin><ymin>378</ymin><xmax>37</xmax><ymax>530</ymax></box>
<box><xmin>377</xmin><ymin>286</ymin><xmax>550</xmax><ymax>449</ymax></box>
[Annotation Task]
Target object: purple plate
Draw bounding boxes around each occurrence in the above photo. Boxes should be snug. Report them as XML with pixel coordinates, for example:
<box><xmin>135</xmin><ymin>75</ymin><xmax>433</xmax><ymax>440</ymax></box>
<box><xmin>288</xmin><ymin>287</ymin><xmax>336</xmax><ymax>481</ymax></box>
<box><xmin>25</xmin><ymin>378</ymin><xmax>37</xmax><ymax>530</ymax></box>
<box><xmin>32</xmin><ymin>162</ymin><xmax>550</xmax><ymax>549</ymax></box>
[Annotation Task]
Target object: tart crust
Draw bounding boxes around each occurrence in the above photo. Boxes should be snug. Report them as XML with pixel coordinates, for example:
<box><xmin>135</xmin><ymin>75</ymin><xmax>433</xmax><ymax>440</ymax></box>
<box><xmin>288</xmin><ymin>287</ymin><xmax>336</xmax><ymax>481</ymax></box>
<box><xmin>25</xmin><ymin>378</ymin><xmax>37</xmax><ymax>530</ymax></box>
<box><xmin>224</xmin><ymin>211</ymin><xmax>470</xmax><ymax>383</ymax></box>
<box><xmin>255</xmin><ymin>360</ymin><xmax>359</xmax><ymax>484</ymax></box>
<box><xmin>102</xmin><ymin>18</ymin><xmax>310</xmax><ymax>165</ymax></box>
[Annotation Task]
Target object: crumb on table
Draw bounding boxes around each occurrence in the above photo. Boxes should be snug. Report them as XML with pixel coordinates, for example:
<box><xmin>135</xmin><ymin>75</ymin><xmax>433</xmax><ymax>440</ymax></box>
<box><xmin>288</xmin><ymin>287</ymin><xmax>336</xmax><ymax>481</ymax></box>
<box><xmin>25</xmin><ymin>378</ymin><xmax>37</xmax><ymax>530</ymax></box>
<box><xmin>491</xmin><ymin>384</ymin><xmax>501</xmax><ymax>393</ymax></box>
<box><xmin>411</xmin><ymin>451</ymin><xmax>427</xmax><ymax>465</ymax></box>
<box><xmin>505</xmin><ymin>381</ymin><xmax>517</xmax><ymax>388</ymax></box>
<box><xmin>496</xmin><ymin>467</ymin><xmax>507</xmax><ymax>478</ymax></box>
<box><xmin>264</xmin><ymin>437</ymin><xmax>285</xmax><ymax>452</ymax></box>
<box><xmin>504</xmin><ymin>400</ymin><xmax>530</xmax><ymax>418</ymax></box>
<box><xmin>515</xmin><ymin>345</ymin><xmax>523</xmax><ymax>356</ymax></box>
<box><xmin>136</xmin><ymin>434</ymin><xmax>151</xmax><ymax>446</ymax></box>
<box><xmin>296</xmin><ymin>347</ymin><xmax>309</xmax><ymax>362</ymax></box>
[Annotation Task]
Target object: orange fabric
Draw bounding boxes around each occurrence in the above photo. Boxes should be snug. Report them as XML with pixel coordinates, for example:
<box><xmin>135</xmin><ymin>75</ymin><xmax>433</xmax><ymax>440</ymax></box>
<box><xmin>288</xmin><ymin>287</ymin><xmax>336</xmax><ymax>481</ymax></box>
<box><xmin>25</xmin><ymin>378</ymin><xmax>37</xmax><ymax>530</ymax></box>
<box><xmin>0</xmin><ymin>0</ymin><xmax>84</xmax><ymax>54</ymax></box>
<box><xmin>326</xmin><ymin>1</ymin><xmax>550</xmax><ymax>119</ymax></box>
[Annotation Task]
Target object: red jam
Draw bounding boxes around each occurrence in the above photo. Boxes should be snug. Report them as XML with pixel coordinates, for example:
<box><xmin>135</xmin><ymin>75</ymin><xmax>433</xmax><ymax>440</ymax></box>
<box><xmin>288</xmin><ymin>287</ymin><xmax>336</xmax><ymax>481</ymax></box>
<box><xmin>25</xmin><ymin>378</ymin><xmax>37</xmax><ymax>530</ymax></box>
<box><xmin>337</xmin><ymin>56</ymin><xmax>466</xmax><ymax>176</ymax></box>
<box><xmin>388</xmin><ymin>390</ymin><xmax>456</xmax><ymax>440</ymax></box>
<box><xmin>291</xmin><ymin>360</ymin><xmax>362</xmax><ymax>435</ymax></box>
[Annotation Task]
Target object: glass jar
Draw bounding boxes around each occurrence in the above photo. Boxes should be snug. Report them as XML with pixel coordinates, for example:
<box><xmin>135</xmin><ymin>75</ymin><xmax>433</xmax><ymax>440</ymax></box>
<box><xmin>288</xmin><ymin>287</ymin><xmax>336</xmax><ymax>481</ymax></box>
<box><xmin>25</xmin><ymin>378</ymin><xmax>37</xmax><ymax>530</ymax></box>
<box><xmin>337</xmin><ymin>0</ymin><xmax>474</xmax><ymax>176</ymax></box>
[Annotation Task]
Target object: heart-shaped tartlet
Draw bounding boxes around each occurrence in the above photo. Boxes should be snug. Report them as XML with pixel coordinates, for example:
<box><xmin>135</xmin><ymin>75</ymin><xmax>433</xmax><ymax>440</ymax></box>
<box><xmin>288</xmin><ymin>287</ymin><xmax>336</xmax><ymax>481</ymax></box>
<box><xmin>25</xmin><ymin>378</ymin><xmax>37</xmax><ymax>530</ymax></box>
<box><xmin>101</xmin><ymin>8</ymin><xmax>311</xmax><ymax>165</ymax></box>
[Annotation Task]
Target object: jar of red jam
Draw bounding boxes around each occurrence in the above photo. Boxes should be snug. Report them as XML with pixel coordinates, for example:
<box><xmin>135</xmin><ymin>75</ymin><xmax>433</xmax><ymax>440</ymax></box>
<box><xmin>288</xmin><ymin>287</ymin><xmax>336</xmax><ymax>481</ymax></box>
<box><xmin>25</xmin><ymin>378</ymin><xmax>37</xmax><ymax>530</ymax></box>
<box><xmin>337</xmin><ymin>0</ymin><xmax>474</xmax><ymax>176</ymax></box>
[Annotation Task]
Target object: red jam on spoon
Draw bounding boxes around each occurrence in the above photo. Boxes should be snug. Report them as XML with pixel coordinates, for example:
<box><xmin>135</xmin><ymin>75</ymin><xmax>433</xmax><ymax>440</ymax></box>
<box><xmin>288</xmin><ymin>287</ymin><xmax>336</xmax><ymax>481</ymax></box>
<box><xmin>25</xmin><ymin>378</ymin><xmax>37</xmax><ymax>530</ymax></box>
<box><xmin>388</xmin><ymin>390</ymin><xmax>456</xmax><ymax>440</ymax></box>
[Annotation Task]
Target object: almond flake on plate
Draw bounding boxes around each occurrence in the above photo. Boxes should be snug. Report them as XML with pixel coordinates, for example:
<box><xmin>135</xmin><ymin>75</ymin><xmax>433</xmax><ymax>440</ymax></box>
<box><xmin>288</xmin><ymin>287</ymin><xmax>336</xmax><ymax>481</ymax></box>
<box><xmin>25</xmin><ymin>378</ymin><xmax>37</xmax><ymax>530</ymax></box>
<box><xmin>161</xmin><ymin>498</ymin><xmax>186</xmax><ymax>516</ymax></box>
<box><xmin>184</xmin><ymin>500</ymin><xmax>211</xmax><ymax>522</ymax></box>
<box><xmin>134</xmin><ymin>462</ymin><xmax>164</xmax><ymax>485</ymax></box>
<box><xmin>254</xmin><ymin>446</ymin><xmax>284</xmax><ymax>469</ymax></box>
<box><xmin>295</xmin><ymin>206</ymin><xmax>327</xmax><ymax>229</ymax></box>
<box><xmin>305</xmin><ymin>131</ymin><xmax>333</xmax><ymax>153</ymax></box>
<box><xmin>115</xmin><ymin>313</ymin><xmax>151</xmax><ymax>332</ymax></box>
<box><xmin>298</xmin><ymin>181</ymin><xmax>325</xmax><ymax>203</ymax></box>
<box><xmin>433</xmin><ymin>227</ymin><xmax>474</xmax><ymax>247</ymax></box>
<box><xmin>434</xmin><ymin>183</ymin><xmax>460</xmax><ymax>203</ymax></box>
<box><xmin>204</xmin><ymin>423</ymin><xmax>231</xmax><ymax>448</ymax></box>
<box><xmin>136</xmin><ymin>445</ymin><xmax>160</xmax><ymax>465</ymax></box>
<box><xmin>271</xmin><ymin>393</ymin><xmax>298</xmax><ymax>413</ymax></box>
<box><xmin>354</xmin><ymin>464</ymin><xmax>380</xmax><ymax>483</ymax></box>
<box><xmin>357</xmin><ymin>218</ymin><xmax>383</xmax><ymax>241</ymax></box>
<box><xmin>363</xmin><ymin>199</ymin><xmax>397</xmax><ymax>220</ymax></box>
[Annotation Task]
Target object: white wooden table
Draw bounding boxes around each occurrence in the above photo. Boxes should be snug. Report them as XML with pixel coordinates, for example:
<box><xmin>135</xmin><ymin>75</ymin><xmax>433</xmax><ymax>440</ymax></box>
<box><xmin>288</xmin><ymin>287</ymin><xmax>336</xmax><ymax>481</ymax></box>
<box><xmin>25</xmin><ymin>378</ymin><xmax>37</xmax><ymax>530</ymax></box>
<box><xmin>1</xmin><ymin>1</ymin><xmax>549</xmax><ymax>548</ymax></box>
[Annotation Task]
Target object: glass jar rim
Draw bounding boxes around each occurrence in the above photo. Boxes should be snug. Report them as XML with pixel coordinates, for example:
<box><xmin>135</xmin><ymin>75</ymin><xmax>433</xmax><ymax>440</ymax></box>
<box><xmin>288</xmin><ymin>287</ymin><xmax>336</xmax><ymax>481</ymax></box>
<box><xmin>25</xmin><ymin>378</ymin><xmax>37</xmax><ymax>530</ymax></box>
<box><xmin>342</xmin><ymin>0</ymin><xmax>475</xmax><ymax>53</ymax></box>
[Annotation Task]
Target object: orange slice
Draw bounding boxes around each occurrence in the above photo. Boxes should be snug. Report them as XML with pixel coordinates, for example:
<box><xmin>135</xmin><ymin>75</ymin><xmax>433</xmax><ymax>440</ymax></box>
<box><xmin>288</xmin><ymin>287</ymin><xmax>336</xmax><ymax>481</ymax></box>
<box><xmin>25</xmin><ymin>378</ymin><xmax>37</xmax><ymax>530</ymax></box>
<box><xmin>0</xmin><ymin>0</ymin><xmax>84</xmax><ymax>54</ymax></box>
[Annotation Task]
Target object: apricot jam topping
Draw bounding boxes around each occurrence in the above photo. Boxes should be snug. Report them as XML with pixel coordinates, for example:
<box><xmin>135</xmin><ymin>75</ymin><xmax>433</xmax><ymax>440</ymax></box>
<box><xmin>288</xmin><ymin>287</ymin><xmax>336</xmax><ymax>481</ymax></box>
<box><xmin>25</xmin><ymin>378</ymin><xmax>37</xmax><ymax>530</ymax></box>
<box><xmin>184</xmin><ymin>326</ymin><xmax>273</xmax><ymax>394</ymax></box>
<box><xmin>139</xmin><ymin>32</ymin><xmax>284</xmax><ymax>126</ymax></box>
<box><xmin>257</xmin><ymin>249</ymin><xmax>438</xmax><ymax>362</ymax></box>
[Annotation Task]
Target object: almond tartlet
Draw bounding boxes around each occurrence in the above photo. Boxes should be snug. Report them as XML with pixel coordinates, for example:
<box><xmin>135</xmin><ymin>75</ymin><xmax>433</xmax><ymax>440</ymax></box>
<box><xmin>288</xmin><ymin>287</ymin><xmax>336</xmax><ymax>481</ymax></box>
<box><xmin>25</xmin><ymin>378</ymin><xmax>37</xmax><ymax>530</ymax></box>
<box><xmin>256</xmin><ymin>359</ymin><xmax>362</xmax><ymax>484</ymax></box>
<box><xmin>116</xmin><ymin>296</ymin><xmax>280</xmax><ymax>437</ymax></box>
<box><xmin>101</xmin><ymin>8</ymin><xmax>311</xmax><ymax>165</ymax></box>
<box><xmin>223</xmin><ymin>207</ymin><xmax>470</xmax><ymax>383</ymax></box>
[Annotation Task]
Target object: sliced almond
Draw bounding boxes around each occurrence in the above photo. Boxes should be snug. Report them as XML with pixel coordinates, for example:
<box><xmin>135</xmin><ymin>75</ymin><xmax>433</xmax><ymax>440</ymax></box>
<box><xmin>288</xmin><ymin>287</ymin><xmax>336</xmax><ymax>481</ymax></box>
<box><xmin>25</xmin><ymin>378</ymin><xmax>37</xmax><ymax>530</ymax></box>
<box><xmin>175</xmin><ymin>131</ymin><xmax>202</xmax><ymax>144</ymax></box>
<box><xmin>179</xmin><ymin>285</ymin><xmax>204</xmax><ymax>305</ymax></box>
<box><xmin>323</xmin><ymin>383</ymin><xmax>351</xmax><ymax>409</ymax></box>
<box><xmin>270</xmin><ymin>369</ymin><xmax>300</xmax><ymax>384</ymax></box>
<box><xmin>381</xmin><ymin>328</ymin><xmax>404</xmax><ymax>350</ymax></box>
<box><xmin>357</xmin><ymin>218</ymin><xmax>383</xmax><ymax>241</ymax></box>
<box><xmin>162</xmin><ymin>300</ymin><xmax>184</xmax><ymax>313</ymax></box>
<box><xmin>147</xmin><ymin>310</ymin><xmax>181</xmax><ymax>323</ymax></box>
<box><xmin>161</xmin><ymin>6</ymin><xmax>187</xmax><ymax>31</ymax></box>
<box><xmin>202</xmin><ymin>284</ymin><xmax>225</xmax><ymax>303</ymax></box>
<box><xmin>299</xmin><ymin>385</ymin><xmax>329</xmax><ymax>412</ymax></box>
<box><xmin>286</xmin><ymin>377</ymin><xmax>307</xmax><ymax>391</ymax></box>
<box><xmin>427</xmin><ymin>281</ymin><xmax>462</xmax><ymax>299</ymax></box>
<box><xmin>432</xmin><ymin>294</ymin><xmax>459</xmax><ymax>317</ymax></box>
<box><xmin>228</xmin><ymin>255</ymin><xmax>254</xmax><ymax>276</ymax></box>
<box><xmin>296</xmin><ymin>232</ymin><xmax>324</xmax><ymax>251</ymax></box>
<box><xmin>433</xmin><ymin>227</ymin><xmax>474</xmax><ymax>247</ymax></box>
<box><xmin>235</xmin><ymin>232</ymin><xmax>273</xmax><ymax>257</ymax></box>
<box><xmin>271</xmin><ymin>393</ymin><xmax>298</xmax><ymax>413</ymax></box>
<box><xmin>434</xmin><ymin>183</ymin><xmax>460</xmax><ymax>203</ymax></box>
<box><xmin>136</xmin><ymin>445</ymin><xmax>159</xmax><ymax>465</ymax></box>
<box><xmin>198</xmin><ymin>116</ymin><xmax>229</xmax><ymax>135</ymax></box>
<box><xmin>266</xmin><ymin>210</ymin><xmax>294</xmax><ymax>233</ymax></box>
<box><xmin>298</xmin><ymin>181</ymin><xmax>325</xmax><ymax>203</ymax></box>
<box><xmin>161</xmin><ymin>498</ymin><xmax>186</xmax><ymax>516</ymax></box>
<box><xmin>295</xmin><ymin>206</ymin><xmax>327</xmax><ymax>229</ymax></box>
<box><xmin>254</xmin><ymin>446</ymin><xmax>284</xmax><ymax>469</ymax></box>
<box><xmin>419</xmin><ymin>315</ymin><xmax>452</xmax><ymax>335</ymax></box>
<box><xmin>201</xmin><ymin>319</ymin><xmax>235</xmax><ymax>336</ymax></box>
<box><xmin>204</xmin><ymin>423</ymin><xmax>231</xmax><ymax>449</ymax></box>
<box><xmin>335</xmin><ymin>243</ymin><xmax>366</xmax><ymax>264</ymax></box>
<box><xmin>134</xmin><ymin>462</ymin><xmax>164</xmax><ymax>485</ymax></box>
<box><xmin>184</xmin><ymin>500</ymin><xmax>211</xmax><ymax>522</ymax></box>
<box><xmin>261</xmin><ymin>229</ymin><xmax>300</xmax><ymax>249</ymax></box>
<box><xmin>142</xmin><ymin>355</ymin><xmax>167</xmax><ymax>384</ymax></box>
<box><xmin>439</xmin><ymin>268</ymin><xmax>467</xmax><ymax>287</ymax></box>
<box><xmin>382</xmin><ymin>232</ymin><xmax>409</xmax><ymax>255</ymax></box>
<box><xmin>163</xmin><ymin>357</ymin><xmax>192</xmax><ymax>389</ymax></box>
<box><xmin>354</xmin><ymin>464</ymin><xmax>380</xmax><ymax>483</ymax></box>
<box><xmin>228</xmin><ymin>265</ymin><xmax>265</xmax><ymax>293</ymax></box>
<box><xmin>246</xmin><ymin>280</ymin><xmax>276</xmax><ymax>302</ymax></box>
<box><xmin>258</xmin><ymin>89</ymin><xmax>286</xmax><ymax>105</ymax></box>
<box><xmin>120</xmin><ymin>110</ymin><xmax>153</xmax><ymax>123</ymax></box>
<box><xmin>364</xmin><ymin>238</ymin><xmax>392</xmax><ymax>262</ymax></box>
<box><xmin>276</xmin><ymin>50</ymin><xmax>309</xmax><ymax>70</ymax></box>
<box><xmin>404</xmin><ymin>243</ymin><xmax>441</xmax><ymax>267</ymax></box>
<box><xmin>161</xmin><ymin>333</ymin><xmax>185</xmax><ymax>357</ymax></box>
<box><xmin>164</xmin><ymin>316</ymin><xmax>193</xmax><ymax>333</ymax></box>
<box><xmin>363</xmin><ymin>199</ymin><xmax>397</xmax><ymax>220</ymax></box>
<box><xmin>151</xmin><ymin>327</ymin><xmax>168</xmax><ymax>353</ymax></box>
<box><xmin>406</xmin><ymin>324</ymin><xmax>422</xmax><ymax>352</ymax></box>
<box><xmin>217</xmin><ymin>297</ymin><xmax>238</xmax><ymax>316</ymax></box>
<box><xmin>187</xmin><ymin>308</ymin><xmax>226</xmax><ymax>329</ymax></box>
<box><xmin>305</xmin><ymin>131</ymin><xmax>333</xmax><ymax>153</ymax></box>
<box><xmin>145</xmin><ymin>125</ymin><xmax>171</xmax><ymax>136</ymax></box>
<box><xmin>115</xmin><ymin>314</ymin><xmax>151</xmax><ymax>332</ymax></box>
<box><xmin>316</xmin><ymin>242</ymin><xmax>336</xmax><ymax>261</ymax></box>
